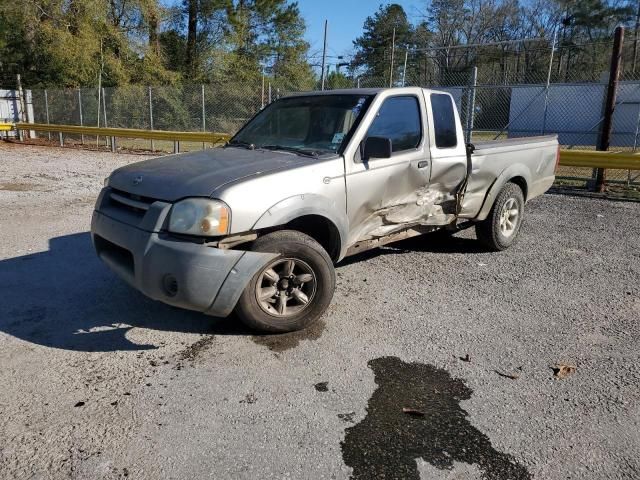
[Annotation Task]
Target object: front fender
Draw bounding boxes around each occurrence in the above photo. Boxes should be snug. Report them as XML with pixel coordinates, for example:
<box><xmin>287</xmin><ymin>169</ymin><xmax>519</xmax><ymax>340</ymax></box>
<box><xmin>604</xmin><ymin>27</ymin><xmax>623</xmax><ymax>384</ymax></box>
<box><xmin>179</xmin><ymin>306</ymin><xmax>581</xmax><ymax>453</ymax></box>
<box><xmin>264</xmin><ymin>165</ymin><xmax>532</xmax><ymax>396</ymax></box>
<box><xmin>252</xmin><ymin>193</ymin><xmax>349</xmax><ymax>260</ymax></box>
<box><xmin>474</xmin><ymin>164</ymin><xmax>531</xmax><ymax>221</ymax></box>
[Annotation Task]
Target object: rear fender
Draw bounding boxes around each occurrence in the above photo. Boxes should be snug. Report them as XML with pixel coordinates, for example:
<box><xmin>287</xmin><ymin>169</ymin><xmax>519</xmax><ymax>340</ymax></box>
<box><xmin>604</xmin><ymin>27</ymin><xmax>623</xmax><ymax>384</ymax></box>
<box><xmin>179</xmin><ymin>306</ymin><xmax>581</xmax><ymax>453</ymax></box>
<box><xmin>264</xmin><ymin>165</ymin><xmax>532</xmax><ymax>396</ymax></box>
<box><xmin>474</xmin><ymin>165</ymin><xmax>531</xmax><ymax>221</ymax></box>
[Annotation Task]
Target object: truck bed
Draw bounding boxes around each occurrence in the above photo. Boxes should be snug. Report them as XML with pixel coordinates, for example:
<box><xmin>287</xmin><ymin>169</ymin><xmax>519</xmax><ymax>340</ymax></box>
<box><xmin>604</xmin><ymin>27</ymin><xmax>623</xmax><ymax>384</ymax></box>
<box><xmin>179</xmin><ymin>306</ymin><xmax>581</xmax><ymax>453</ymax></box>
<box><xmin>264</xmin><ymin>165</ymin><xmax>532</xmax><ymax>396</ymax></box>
<box><xmin>459</xmin><ymin>134</ymin><xmax>559</xmax><ymax>219</ymax></box>
<box><xmin>472</xmin><ymin>135</ymin><xmax>558</xmax><ymax>154</ymax></box>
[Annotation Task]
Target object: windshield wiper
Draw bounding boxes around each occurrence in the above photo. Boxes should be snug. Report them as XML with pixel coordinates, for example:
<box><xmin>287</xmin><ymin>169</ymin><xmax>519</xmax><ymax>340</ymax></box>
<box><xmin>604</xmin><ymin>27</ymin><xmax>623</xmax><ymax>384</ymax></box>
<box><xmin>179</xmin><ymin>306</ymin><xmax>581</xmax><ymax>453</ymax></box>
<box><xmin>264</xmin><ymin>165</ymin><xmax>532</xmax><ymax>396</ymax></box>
<box><xmin>259</xmin><ymin>145</ymin><xmax>318</xmax><ymax>158</ymax></box>
<box><xmin>226</xmin><ymin>139</ymin><xmax>255</xmax><ymax>150</ymax></box>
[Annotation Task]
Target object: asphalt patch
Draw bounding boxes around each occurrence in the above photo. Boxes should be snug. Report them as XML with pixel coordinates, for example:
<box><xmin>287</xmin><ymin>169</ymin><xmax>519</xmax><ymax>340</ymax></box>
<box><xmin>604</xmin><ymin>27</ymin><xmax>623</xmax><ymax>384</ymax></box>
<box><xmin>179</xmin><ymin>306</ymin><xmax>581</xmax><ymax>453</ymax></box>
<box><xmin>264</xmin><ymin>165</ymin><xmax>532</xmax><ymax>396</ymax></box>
<box><xmin>177</xmin><ymin>335</ymin><xmax>215</xmax><ymax>362</ymax></box>
<box><xmin>314</xmin><ymin>382</ymin><xmax>329</xmax><ymax>392</ymax></box>
<box><xmin>341</xmin><ymin>357</ymin><xmax>531</xmax><ymax>480</ymax></box>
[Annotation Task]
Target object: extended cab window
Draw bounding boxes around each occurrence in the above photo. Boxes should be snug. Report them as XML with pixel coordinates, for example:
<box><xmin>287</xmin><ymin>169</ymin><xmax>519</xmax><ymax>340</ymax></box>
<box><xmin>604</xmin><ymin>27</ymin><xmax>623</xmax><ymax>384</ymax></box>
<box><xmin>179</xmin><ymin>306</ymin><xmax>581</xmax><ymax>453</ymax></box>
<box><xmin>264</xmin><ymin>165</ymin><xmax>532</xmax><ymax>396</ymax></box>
<box><xmin>367</xmin><ymin>96</ymin><xmax>421</xmax><ymax>153</ymax></box>
<box><xmin>431</xmin><ymin>93</ymin><xmax>457</xmax><ymax>148</ymax></box>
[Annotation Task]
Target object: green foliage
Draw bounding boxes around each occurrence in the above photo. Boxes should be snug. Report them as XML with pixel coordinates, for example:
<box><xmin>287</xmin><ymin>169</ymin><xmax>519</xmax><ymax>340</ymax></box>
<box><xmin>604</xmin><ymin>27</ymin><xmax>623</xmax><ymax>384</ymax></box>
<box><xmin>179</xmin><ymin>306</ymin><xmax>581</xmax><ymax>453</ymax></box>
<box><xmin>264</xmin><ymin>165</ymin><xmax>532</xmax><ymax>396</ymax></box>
<box><xmin>350</xmin><ymin>4</ymin><xmax>416</xmax><ymax>82</ymax></box>
<box><xmin>349</xmin><ymin>0</ymin><xmax>638</xmax><ymax>86</ymax></box>
<box><xmin>325</xmin><ymin>71</ymin><xmax>353</xmax><ymax>89</ymax></box>
<box><xmin>0</xmin><ymin>0</ymin><xmax>312</xmax><ymax>89</ymax></box>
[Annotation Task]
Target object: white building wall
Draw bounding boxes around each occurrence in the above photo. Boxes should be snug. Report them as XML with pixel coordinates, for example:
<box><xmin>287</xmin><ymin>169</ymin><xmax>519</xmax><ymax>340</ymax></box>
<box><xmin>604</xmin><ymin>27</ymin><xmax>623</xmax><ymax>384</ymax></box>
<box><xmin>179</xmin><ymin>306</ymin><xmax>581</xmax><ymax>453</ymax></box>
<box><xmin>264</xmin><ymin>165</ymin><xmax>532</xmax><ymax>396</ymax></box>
<box><xmin>508</xmin><ymin>81</ymin><xmax>640</xmax><ymax>148</ymax></box>
<box><xmin>0</xmin><ymin>89</ymin><xmax>34</xmax><ymax>137</ymax></box>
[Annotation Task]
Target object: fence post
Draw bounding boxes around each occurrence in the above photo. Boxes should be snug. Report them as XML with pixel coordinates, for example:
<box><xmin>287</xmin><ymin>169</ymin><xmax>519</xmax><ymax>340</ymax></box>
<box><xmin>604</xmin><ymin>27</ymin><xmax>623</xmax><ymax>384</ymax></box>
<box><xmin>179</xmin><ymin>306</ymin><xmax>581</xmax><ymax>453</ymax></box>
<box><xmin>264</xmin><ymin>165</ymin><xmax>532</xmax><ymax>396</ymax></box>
<box><xmin>465</xmin><ymin>66</ymin><xmax>478</xmax><ymax>144</ymax></box>
<box><xmin>596</xmin><ymin>26</ymin><xmax>624</xmax><ymax>193</ymax></box>
<box><xmin>201</xmin><ymin>84</ymin><xmax>206</xmax><ymax>149</ymax></box>
<box><xmin>44</xmin><ymin>89</ymin><xmax>51</xmax><ymax>141</ymax></box>
<box><xmin>102</xmin><ymin>87</ymin><xmax>112</xmax><ymax>150</ymax></box>
<box><xmin>268</xmin><ymin>82</ymin><xmax>272</xmax><ymax>104</ymax></box>
<box><xmin>78</xmin><ymin>88</ymin><xmax>84</xmax><ymax>144</ymax></box>
<box><xmin>148</xmin><ymin>86</ymin><xmax>154</xmax><ymax>151</ymax></box>
<box><xmin>16</xmin><ymin>74</ymin><xmax>26</xmax><ymax>141</ymax></box>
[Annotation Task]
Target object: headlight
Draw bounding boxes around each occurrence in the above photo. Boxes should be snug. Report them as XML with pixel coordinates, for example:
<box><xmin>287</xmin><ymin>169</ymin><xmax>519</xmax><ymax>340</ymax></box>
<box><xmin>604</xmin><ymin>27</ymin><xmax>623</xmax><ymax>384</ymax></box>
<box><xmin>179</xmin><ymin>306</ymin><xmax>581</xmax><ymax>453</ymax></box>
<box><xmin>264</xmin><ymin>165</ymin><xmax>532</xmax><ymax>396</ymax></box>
<box><xmin>103</xmin><ymin>176</ymin><xmax>110</xmax><ymax>187</ymax></box>
<box><xmin>168</xmin><ymin>198</ymin><xmax>230</xmax><ymax>236</ymax></box>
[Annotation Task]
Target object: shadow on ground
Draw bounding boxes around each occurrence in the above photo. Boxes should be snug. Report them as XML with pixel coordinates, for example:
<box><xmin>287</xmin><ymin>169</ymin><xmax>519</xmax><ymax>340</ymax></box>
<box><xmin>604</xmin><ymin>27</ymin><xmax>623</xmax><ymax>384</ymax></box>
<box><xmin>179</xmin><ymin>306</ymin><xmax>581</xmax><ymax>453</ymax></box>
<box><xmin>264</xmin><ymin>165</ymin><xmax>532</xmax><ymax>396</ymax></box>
<box><xmin>338</xmin><ymin>230</ymin><xmax>486</xmax><ymax>267</ymax></box>
<box><xmin>0</xmin><ymin>232</ymin><xmax>251</xmax><ymax>352</ymax></box>
<box><xmin>0</xmin><ymin>230</ymin><xmax>486</xmax><ymax>353</ymax></box>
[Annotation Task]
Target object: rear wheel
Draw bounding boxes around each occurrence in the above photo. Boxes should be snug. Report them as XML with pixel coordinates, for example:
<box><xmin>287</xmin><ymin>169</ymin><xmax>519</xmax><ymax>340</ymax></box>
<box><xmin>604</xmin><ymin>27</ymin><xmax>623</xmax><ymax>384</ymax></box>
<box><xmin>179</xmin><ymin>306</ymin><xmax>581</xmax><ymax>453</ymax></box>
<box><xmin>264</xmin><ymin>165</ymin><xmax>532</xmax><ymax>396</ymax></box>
<box><xmin>235</xmin><ymin>230</ymin><xmax>336</xmax><ymax>333</ymax></box>
<box><xmin>475</xmin><ymin>182</ymin><xmax>525</xmax><ymax>251</ymax></box>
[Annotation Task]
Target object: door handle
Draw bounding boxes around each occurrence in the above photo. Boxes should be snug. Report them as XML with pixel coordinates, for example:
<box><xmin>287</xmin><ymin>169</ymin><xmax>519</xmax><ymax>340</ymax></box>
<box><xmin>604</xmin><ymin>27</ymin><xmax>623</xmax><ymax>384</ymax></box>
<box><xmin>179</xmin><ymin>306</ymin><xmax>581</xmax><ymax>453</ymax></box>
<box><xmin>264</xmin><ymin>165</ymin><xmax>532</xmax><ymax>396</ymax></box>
<box><xmin>417</xmin><ymin>160</ymin><xmax>429</xmax><ymax>169</ymax></box>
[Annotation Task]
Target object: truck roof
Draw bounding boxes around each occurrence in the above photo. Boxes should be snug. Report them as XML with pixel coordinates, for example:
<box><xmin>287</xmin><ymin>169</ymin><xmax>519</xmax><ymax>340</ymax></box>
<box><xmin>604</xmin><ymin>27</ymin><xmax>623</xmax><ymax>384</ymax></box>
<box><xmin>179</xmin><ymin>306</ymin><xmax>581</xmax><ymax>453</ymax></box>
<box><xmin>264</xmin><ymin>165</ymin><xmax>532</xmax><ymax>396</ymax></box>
<box><xmin>283</xmin><ymin>87</ymin><xmax>446</xmax><ymax>98</ymax></box>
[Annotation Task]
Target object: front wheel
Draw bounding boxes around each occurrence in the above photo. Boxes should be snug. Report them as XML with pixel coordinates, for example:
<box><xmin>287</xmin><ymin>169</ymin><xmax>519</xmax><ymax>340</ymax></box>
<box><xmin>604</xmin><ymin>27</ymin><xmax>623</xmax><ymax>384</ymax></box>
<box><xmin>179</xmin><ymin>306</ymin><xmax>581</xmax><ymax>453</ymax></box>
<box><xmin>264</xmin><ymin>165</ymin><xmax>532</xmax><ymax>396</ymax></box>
<box><xmin>475</xmin><ymin>182</ymin><xmax>525</xmax><ymax>251</ymax></box>
<box><xmin>235</xmin><ymin>230</ymin><xmax>336</xmax><ymax>333</ymax></box>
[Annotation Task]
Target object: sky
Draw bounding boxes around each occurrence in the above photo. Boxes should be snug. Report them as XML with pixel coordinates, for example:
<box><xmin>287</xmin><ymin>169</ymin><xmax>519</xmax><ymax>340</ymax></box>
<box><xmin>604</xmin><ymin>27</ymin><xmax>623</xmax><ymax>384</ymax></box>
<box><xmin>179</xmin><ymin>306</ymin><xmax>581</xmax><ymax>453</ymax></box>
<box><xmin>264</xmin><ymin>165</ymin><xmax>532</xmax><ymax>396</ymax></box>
<box><xmin>163</xmin><ymin>0</ymin><xmax>423</xmax><ymax>65</ymax></box>
<box><xmin>162</xmin><ymin>0</ymin><xmax>427</xmax><ymax>63</ymax></box>
<box><xmin>299</xmin><ymin>0</ymin><xmax>423</xmax><ymax>62</ymax></box>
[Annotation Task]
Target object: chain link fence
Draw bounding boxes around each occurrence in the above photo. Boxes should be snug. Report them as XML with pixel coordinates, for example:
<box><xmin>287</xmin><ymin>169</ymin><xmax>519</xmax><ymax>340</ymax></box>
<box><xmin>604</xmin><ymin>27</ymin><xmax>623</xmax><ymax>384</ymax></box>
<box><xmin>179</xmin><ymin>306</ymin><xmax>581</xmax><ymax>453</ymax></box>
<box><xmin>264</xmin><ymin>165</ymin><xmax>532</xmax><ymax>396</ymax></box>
<box><xmin>17</xmin><ymin>36</ymin><xmax>640</xmax><ymax>198</ymax></box>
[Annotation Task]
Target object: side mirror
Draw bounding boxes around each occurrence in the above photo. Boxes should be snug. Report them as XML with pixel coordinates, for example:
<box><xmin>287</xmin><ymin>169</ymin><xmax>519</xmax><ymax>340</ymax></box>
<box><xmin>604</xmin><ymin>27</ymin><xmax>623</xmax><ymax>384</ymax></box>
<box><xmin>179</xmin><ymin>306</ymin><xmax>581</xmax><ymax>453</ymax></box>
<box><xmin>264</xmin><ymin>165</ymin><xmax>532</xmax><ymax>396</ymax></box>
<box><xmin>362</xmin><ymin>136</ymin><xmax>392</xmax><ymax>161</ymax></box>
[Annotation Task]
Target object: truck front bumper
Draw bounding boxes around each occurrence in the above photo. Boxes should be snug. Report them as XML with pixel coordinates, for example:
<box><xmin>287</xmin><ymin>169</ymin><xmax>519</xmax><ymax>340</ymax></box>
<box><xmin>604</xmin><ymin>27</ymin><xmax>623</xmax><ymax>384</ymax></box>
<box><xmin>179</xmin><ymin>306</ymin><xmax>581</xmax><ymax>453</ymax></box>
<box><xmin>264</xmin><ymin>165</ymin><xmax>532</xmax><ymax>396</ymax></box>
<box><xmin>91</xmin><ymin>210</ymin><xmax>277</xmax><ymax>317</ymax></box>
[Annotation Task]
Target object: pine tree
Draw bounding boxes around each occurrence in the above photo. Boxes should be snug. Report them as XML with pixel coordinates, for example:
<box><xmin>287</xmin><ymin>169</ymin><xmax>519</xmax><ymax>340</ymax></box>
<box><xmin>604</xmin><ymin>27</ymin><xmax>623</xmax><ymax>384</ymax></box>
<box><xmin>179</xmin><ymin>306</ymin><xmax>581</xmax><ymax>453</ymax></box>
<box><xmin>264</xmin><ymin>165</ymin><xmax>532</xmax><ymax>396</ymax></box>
<box><xmin>350</xmin><ymin>4</ymin><xmax>415</xmax><ymax>84</ymax></box>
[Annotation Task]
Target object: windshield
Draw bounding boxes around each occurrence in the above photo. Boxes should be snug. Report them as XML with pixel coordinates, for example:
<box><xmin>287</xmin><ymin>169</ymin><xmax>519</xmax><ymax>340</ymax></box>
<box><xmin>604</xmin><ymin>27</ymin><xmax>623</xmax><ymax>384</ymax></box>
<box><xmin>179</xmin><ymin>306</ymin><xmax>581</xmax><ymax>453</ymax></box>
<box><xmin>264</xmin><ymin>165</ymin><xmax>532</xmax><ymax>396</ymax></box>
<box><xmin>230</xmin><ymin>94</ymin><xmax>372</xmax><ymax>155</ymax></box>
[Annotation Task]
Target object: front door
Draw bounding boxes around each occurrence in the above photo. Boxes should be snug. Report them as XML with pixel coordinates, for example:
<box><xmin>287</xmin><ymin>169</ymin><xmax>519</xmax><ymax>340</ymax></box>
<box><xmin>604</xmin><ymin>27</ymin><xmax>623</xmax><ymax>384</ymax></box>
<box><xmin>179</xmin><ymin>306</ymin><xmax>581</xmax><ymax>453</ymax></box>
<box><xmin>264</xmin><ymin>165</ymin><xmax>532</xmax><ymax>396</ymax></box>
<box><xmin>345</xmin><ymin>94</ymin><xmax>431</xmax><ymax>245</ymax></box>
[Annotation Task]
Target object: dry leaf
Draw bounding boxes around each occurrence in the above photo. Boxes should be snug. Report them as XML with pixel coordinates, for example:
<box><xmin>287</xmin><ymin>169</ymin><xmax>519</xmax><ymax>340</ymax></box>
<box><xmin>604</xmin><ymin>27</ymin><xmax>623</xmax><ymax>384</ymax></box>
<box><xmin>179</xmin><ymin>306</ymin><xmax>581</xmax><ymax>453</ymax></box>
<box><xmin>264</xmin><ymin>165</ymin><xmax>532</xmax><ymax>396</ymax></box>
<box><xmin>553</xmin><ymin>364</ymin><xmax>576</xmax><ymax>379</ymax></box>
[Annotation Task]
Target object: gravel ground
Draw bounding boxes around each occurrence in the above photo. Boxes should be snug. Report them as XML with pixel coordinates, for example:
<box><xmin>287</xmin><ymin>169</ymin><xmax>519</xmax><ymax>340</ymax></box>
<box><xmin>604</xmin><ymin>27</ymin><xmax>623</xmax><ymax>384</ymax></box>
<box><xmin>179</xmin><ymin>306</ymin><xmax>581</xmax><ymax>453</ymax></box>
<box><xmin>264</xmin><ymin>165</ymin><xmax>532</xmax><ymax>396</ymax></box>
<box><xmin>0</xmin><ymin>142</ymin><xmax>639</xmax><ymax>480</ymax></box>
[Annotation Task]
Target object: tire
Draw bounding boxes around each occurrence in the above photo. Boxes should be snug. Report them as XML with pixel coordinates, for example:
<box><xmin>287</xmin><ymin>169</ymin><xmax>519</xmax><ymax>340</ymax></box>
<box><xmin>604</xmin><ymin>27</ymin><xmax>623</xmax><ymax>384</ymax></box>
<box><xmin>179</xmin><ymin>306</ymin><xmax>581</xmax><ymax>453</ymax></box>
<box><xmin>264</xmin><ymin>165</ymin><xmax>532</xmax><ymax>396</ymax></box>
<box><xmin>475</xmin><ymin>182</ymin><xmax>525</xmax><ymax>251</ymax></box>
<box><xmin>235</xmin><ymin>230</ymin><xmax>336</xmax><ymax>333</ymax></box>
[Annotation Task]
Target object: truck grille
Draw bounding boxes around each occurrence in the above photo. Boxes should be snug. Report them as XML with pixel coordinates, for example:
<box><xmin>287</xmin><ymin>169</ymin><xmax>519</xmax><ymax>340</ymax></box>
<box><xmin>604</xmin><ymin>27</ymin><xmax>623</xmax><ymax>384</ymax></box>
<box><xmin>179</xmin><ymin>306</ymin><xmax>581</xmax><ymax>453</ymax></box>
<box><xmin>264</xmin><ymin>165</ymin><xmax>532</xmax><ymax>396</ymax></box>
<box><xmin>108</xmin><ymin>188</ymin><xmax>157</xmax><ymax>215</ymax></box>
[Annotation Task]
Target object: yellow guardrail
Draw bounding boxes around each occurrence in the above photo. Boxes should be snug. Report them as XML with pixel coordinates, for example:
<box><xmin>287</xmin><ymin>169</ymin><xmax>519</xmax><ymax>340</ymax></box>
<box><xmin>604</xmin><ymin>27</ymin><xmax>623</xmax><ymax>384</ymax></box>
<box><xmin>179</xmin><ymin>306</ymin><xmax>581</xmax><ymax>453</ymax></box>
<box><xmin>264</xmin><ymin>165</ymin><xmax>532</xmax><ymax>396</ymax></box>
<box><xmin>559</xmin><ymin>149</ymin><xmax>640</xmax><ymax>170</ymax></box>
<box><xmin>6</xmin><ymin>123</ymin><xmax>640</xmax><ymax>170</ymax></box>
<box><xmin>15</xmin><ymin>122</ymin><xmax>230</xmax><ymax>147</ymax></box>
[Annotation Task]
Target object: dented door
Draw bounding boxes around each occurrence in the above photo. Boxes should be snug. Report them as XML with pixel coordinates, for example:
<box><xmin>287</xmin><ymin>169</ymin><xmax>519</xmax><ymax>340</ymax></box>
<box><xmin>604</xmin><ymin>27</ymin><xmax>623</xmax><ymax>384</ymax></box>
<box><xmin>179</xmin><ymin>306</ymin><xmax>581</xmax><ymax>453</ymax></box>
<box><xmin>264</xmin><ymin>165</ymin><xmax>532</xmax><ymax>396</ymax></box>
<box><xmin>345</xmin><ymin>94</ymin><xmax>433</xmax><ymax>245</ymax></box>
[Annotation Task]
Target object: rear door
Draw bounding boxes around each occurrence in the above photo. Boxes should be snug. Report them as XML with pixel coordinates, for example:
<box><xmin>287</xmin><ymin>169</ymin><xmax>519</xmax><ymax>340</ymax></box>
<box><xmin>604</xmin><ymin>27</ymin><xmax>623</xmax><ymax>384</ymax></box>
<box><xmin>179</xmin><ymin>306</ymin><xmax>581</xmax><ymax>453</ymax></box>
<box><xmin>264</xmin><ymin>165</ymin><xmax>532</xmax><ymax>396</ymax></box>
<box><xmin>426</xmin><ymin>92</ymin><xmax>468</xmax><ymax>199</ymax></box>
<box><xmin>345</xmin><ymin>92</ymin><xmax>431</xmax><ymax>244</ymax></box>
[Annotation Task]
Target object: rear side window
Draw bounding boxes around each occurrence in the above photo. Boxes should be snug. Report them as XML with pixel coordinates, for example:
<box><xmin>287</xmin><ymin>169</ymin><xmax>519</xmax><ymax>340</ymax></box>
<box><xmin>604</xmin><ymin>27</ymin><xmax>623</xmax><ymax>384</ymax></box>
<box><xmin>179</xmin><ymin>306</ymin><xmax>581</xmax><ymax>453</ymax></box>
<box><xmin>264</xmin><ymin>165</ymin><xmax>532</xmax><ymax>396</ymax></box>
<box><xmin>431</xmin><ymin>93</ymin><xmax>457</xmax><ymax>148</ymax></box>
<box><xmin>367</xmin><ymin>96</ymin><xmax>422</xmax><ymax>152</ymax></box>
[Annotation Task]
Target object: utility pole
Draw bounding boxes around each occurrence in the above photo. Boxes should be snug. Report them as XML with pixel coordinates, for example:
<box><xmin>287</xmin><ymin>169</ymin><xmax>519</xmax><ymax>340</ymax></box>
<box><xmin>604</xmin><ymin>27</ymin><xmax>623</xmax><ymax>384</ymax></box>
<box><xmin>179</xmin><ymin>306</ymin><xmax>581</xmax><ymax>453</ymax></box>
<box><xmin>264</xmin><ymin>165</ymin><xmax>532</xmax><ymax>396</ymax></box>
<box><xmin>320</xmin><ymin>20</ymin><xmax>328</xmax><ymax>91</ymax></box>
<box><xmin>96</xmin><ymin>39</ymin><xmax>103</xmax><ymax>148</ymax></box>
<box><xmin>389</xmin><ymin>27</ymin><xmax>396</xmax><ymax>87</ymax></box>
<box><xmin>596</xmin><ymin>26</ymin><xmax>624</xmax><ymax>193</ymax></box>
<box><xmin>541</xmin><ymin>30</ymin><xmax>558</xmax><ymax>135</ymax></box>
<box><xmin>401</xmin><ymin>49</ymin><xmax>409</xmax><ymax>87</ymax></box>
<box><xmin>633</xmin><ymin>1</ymin><xmax>640</xmax><ymax>74</ymax></box>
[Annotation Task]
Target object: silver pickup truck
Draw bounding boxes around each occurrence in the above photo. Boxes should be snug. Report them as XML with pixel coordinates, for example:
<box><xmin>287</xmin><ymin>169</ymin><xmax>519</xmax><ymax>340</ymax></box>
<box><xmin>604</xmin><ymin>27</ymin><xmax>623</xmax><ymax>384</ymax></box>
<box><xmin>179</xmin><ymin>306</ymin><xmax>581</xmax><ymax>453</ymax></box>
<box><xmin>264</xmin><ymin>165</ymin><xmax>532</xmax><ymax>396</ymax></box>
<box><xmin>92</xmin><ymin>87</ymin><xmax>558</xmax><ymax>332</ymax></box>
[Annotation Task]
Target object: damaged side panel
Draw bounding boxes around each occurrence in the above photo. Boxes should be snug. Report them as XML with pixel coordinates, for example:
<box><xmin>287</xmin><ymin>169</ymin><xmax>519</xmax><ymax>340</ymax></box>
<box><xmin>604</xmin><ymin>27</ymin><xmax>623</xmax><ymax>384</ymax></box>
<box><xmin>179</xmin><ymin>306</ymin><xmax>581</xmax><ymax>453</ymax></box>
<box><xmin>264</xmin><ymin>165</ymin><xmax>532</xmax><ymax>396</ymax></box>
<box><xmin>346</xmin><ymin>152</ymin><xmax>466</xmax><ymax>246</ymax></box>
<box><xmin>352</xmin><ymin>188</ymin><xmax>457</xmax><ymax>242</ymax></box>
<box><xmin>346</xmin><ymin>159</ymin><xmax>464</xmax><ymax>245</ymax></box>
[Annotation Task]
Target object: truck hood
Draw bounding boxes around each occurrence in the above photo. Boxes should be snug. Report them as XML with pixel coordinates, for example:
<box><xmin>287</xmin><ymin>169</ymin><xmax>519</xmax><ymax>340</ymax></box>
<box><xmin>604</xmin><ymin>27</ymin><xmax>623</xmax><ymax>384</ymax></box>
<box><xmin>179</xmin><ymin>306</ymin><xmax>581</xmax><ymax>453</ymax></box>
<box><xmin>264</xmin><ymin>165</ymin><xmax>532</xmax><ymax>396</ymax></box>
<box><xmin>108</xmin><ymin>147</ymin><xmax>317</xmax><ymax>201</ymax></box>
